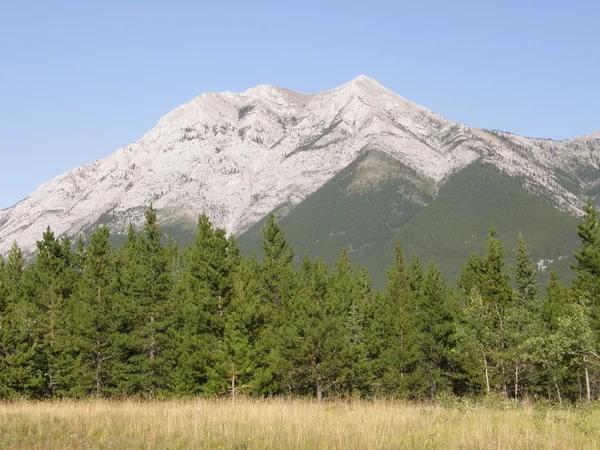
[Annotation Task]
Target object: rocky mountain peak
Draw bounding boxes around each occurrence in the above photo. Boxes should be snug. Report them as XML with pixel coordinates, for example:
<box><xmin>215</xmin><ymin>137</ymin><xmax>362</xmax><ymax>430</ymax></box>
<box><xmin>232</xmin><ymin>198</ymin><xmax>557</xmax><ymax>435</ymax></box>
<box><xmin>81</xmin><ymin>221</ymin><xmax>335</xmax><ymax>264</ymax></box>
<box><xmin>0</xmin><ymin>78</ymin><xmax>598</xmax><ymax>257</ymax></box>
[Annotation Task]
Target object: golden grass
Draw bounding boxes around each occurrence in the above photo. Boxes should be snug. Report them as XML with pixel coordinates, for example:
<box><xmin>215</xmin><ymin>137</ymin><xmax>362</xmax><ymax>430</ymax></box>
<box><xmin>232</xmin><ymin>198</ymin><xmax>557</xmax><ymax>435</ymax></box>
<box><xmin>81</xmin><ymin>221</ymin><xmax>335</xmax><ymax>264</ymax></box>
<box><xmin>0</xmin><ymin>398</ymin><xmax>598</xmax><ymax>449</ymax></box>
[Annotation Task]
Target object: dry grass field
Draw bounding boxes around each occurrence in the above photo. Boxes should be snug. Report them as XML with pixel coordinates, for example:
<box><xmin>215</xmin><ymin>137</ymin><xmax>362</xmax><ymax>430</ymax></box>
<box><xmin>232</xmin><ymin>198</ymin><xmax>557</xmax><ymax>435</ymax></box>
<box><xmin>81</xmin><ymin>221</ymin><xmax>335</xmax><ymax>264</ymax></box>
<box><xmin>0</xmin><ymin>398</ymin><xmax>598</xmax><ymax>449</ymax></box>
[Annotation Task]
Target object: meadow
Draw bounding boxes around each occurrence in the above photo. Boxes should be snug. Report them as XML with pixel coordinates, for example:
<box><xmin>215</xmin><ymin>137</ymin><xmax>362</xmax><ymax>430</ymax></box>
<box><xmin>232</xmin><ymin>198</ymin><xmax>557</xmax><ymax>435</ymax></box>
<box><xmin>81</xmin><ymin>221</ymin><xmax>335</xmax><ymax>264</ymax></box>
<box><xmin>0</xmin><ymin>398</ymin><xmax>598</xmax><ymax>449</ymax></box>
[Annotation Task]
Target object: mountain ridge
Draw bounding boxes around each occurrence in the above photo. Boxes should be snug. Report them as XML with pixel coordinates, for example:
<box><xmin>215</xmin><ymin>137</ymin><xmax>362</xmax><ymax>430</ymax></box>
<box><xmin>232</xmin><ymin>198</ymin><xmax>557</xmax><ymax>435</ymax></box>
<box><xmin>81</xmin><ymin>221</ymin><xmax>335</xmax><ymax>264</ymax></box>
<box><xmin>1</xmin><ymin>76</ymin><xmax>599</xmax><ymax>257</ymax></box>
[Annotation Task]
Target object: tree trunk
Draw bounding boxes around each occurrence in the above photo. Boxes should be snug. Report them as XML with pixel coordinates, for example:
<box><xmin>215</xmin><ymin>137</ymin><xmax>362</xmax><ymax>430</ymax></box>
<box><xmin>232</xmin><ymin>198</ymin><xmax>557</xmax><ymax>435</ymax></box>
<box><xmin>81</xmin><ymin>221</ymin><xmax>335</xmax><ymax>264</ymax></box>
<box><xmin>149</xmin><ymin>316</ymin><xmax>156</xmax><ymax>360</ymax></box>
<box><xmin>96</xmin><ymin>341</ymin><xmax>101</xmax><ymax>397</ymax></box>
<box><xmin>514</xmin><ymin>365</ymin><xmax>519</xmax><ymax>402</ymax></box>
<box><xmin>317</xmin><ymin>383</ymin><xmax>323</xmax><ymax>402</ymax></box>
<box><xmin>494</xmin><ymin>303</ymin><xmax>507</xmax><ymax>396</ymax></box>
<box><xmin>585</xmin><ymin>365</ymin><xmax>591</xmax><ymax>402</ymax></box>
<box><xmin>555</xmin><ymin>383</ymin><xmax>562</xmax><ymax>405</ymax></box>
<box><xmin>231</xmin><ymin>366</ymin><xmax>236</xmax><ymax>404</ymax></box>
<box><xmin>483</xmin><ymin>350</ymin><xmax>490</xmax><ymax>395</ymax></box>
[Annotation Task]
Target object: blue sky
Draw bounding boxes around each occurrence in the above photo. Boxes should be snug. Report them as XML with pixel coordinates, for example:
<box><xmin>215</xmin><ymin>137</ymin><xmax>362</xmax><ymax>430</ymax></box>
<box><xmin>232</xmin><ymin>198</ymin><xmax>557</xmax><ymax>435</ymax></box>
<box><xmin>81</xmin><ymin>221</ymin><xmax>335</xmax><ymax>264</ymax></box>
<box><xmin>1</xmin><ymin>0</ymin><xmax>598</xmax><ymax>209</ymax></box>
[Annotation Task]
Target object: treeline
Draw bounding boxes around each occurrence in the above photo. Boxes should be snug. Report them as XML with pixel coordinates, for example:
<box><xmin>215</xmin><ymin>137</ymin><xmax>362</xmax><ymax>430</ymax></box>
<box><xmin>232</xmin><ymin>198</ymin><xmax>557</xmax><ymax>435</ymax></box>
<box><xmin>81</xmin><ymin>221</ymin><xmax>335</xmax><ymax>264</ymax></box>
<box><xmin>1</xmin><ymin>204</ymin><xmax>600</xmax><ymax>402</ymax></box>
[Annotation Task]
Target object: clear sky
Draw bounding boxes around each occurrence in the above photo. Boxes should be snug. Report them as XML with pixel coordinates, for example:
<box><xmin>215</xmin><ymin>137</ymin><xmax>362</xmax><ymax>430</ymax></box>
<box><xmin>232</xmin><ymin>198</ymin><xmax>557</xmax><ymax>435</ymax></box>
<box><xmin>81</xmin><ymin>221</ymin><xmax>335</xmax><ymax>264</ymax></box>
<box><xmin>1</xmin><ymin>0</ymin><xmax>598</xmax><ymax>209</ymax></box>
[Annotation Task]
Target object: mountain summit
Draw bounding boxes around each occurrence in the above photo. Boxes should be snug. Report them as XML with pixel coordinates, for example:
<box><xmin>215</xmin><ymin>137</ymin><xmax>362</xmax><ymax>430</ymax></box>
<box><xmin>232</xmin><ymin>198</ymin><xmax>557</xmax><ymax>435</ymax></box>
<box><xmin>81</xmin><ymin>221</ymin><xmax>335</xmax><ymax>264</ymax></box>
<box><xmin>1</xmin><ymin>77</ymin><xmax>599</xmax><ymax>262</ymax></box>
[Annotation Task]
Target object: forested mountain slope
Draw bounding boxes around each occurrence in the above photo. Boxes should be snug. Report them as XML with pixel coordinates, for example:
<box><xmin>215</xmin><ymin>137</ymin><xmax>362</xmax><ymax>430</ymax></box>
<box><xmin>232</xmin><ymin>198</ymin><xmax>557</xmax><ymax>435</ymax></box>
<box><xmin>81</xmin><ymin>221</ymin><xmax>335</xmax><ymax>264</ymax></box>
<box><xmin>1</xmin><ymin>77</ymin><xmax>598</xmax><ymax>279</ymax></box>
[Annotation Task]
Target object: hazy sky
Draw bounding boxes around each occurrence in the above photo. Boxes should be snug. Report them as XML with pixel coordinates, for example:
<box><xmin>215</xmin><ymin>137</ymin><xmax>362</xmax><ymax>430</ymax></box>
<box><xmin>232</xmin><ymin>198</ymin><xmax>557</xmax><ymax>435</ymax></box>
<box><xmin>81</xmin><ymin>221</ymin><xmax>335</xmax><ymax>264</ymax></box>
<box><xmin>1</xmin><ymin>0</ymin><xmax>598</xmax><ymax>209</ymax></box>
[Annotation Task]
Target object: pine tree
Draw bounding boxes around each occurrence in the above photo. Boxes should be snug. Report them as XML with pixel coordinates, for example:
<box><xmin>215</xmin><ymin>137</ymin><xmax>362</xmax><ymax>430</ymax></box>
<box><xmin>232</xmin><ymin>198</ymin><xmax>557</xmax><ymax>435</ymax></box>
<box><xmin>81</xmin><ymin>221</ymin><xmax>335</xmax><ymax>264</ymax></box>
<box><xmin>266</xmin><ymin>249</ymin><xmax>371</xmax><ymax>400</ymax></box>
<box><xmin>406</xmin><ymin>251</ymin><xmax>424</xmax><ymax>295</ymax></box>
<box><xmin>368</xmin><ymin>242</ymin><xmax>415</xmax><ymax>396</ymax></box>
<box><xmin>572</xmin><ymin>201</ymin><xmax>600</xmax><ymax>334</ymax></box>
<box><xmin>114</xmin><ymin>207</ymin><xmax>175</xmax><ymax>398</ymax></box>
<box><xmin>73</xmin><ymin>226</ymin><xmax>119</xmax><ymax>397</ymax></box>
<box><xmin>505</xmin><ymin>232</ymin><xmax>541</xmax><ymax>400</ymax></box>
<box><xmin>570</xmin><ymin>201</ymin><xmax>600</xmax><ymax>399</ymax></box>
<box><xmin>0</xmin><ymin>243</ymin><xmax>36</xmax><ymax>397</ymax></box>
<box><xmin>260</xmin><ymin>214</ymin><xmax>295</xmax><ymax>307</ymax></box>
<box><xmin>458</xmin><ymin>253</ymin><xmax>483</xmax><ymax>298</ymax></box>
<box><xmin>24</xmin><ymin>228</ymin><xmax>79</xmax><ymax>397</ymax></box>
<box><xmin>277</xmin><ymin>256</ymin><xmax>330</xmax><ymax>397</ymax></box>
<box><xmin>573</xmin><ymin>201</ymin><xmax>600</xmax><ymax>300</ymax></box>
<box><xmin>542</xmin><ymin>268</ymin><xmax>570</xmax><ymax>330</ymax></box>
<box><xmin>174</xmin><ymin>214</ymin><xmax>240</xmax><ymax>395</ymax></box>
<box><xmin>512</xmin><ymin>232</ymin><xmax>540</xmax><ymax>306</ymax></box>
<box><xmin>480</xmin><ymin>226</ymin><xmax>513</xmax><ymax>394</ymax></box>
<box><xmin>224</xmin><ymin>256</ymin><xmax>263</xmax><ymax>397</ymax></box>
<box><xmin>413</xmin><ymin>261</ymin><xmax>457</xmax><ymax>398</ymax></box>
<box><xmin>252</xmin><ymin>215</ymin><xmax>297</xmax><ymax>394</ymax></box>
<box><xmin>0</xmin><ymin>254</ymin><xmax>6</xmax><ymax>313</ymax></box>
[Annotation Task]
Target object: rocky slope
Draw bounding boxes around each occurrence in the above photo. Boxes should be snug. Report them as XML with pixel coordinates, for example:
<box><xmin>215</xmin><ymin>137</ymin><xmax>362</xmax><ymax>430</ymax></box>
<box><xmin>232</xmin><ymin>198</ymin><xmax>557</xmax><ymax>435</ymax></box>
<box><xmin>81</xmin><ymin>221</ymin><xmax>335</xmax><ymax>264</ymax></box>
<box><xmin>1</xmin><ymin>76</ymin><xmax>599</xmax><ymax>256</ymax></box>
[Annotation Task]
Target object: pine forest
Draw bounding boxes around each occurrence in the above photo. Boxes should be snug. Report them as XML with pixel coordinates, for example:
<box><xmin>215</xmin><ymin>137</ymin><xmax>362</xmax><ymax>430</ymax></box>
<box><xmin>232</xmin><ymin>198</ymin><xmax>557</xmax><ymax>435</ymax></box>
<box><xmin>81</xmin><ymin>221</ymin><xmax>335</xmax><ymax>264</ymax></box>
<box><xmin>1</xmin><ymin>203</ymin><xmax>600</xmax><ymax>404</ymax></box>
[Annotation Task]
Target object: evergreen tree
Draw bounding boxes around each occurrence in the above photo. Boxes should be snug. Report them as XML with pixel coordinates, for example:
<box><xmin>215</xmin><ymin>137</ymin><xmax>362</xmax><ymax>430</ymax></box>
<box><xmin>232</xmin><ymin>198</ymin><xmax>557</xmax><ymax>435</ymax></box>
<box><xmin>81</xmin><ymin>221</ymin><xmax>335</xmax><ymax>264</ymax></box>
<box><xmin>252</xmin><ymin>215</ymin><xmax>297</xmax><ymax>394</ymax></box>
<box><xmin>480</xmin><ymin>226</ymin><xmax>513</xmax><ymax>394</ymax></box>
<box><xmin>406</xmin><ymin>252</ymin><xmax>424</xmax><ymax>295</ymax></box>
<box><xmin>0</xmin><ymin>254</ymin><xmax>6</xmax><ymax>313</ymax></box>
<box><xmin>570</xmin><ymin>201</ymin><xmax>600</xmax><ymax>398</ymax></box>
<box><xmin>174</xmin><ymin>214</ymin><xmax>240</xmax><ymax>395</ymax></box>
<box><xmin>512</xmin><ymin>232</ymin><xmax>540</xmax><ymax>305</ymax></box>
<box><xmin>224</xmin><ymin>256</ymin><xmax>263</xmax><ymax>397</ymax></box>
<box><xmin>458</xmin><ymin>252</ymin><xmax>483</xmax><ymax>298</ymax></box>
<box><xmin>24</xmin><ymin>228</ymin><xmax>78</xmax><ymax>397</ymax></box>
<box><xmin>505</xmin><ymin>233</ymin><xmax>541</xmax><ymax>400</ymax></box>
<box><xmin>413</xmin><ymin>261</ymin><xmax>457</xmax><ymax>397</ymax></box>
<box><xmin>73</xmin><ymin>226</ymin><xmax>119</xmax><ymax>397</ymax></box>
<box><xmin>260</xmin><ymin>214</ymin><xmax>295</xmax><ymax>306</ymax></box>
<box><xmin>572</xmin><ymin>201</ymin><xmax>600</xmax><ymax>335</ymax></box>
<box><xmin>277</xmin><ymin>256</ymin><xmax>330</xmax><ymax>397</ymax></box>
<box><xmin>542</xmin><ymin>268</ymin><xmax>570</xmax><ymax>330</ymax></box>
<box><xmin>573</xmin><ymin>201</ymin><xmax>600</xmax><ymax>301</ymax></box>
<box><xmin>0</xmin><ymin>243</ymin><xmax>36</xmax><ymax>397</ymax></box>
<box><xmin>114</xmin><ymin>208</ymin><xmax>175</xmax><ymax>398</ymax></box>
<box><xmin>369</xmin><ymin>242</ymin><xmax>416</xmax><ymax>396</ymax></box>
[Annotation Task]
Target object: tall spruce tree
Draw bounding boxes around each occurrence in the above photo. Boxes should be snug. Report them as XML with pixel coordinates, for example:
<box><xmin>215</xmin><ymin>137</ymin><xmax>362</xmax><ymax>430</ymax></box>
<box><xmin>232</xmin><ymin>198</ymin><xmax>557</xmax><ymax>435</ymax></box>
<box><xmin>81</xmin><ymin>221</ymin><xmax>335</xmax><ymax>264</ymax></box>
<box><xmin>413</xmin><ymin>261</ymin><xmax>457</xmax><ymax>398</ymax></box>
<box><xmin>252</xmin><ymin>215</ymin><xmax>297</xmax><ymax>394</ymax></box>
<box><xmin>573</xmin><ymin>201</ymin><xmax>600</xmax><ymax>300</ymax></box>
<box><xmin>0</xmin><ymin>244</ymin><xmax>34</xmax><ymax>397</ymax></box>
<box><xmin>24</xmin><ymin>228</ymin><xmax>78</xmax><ymax>397</ymax></box>
<box><xmin>73</xmin><ymin>226</ymin><xmax>119</xmax><ymax>397</ymax></box>
<box><xmin>224</xmin><ymin>256</ymin><xmax>263</xmax><ymax>397</ymax></box>
<box><xmin>369</xmin><ymin>242</ymin><xmax>416</xmax><ymax>396</ymax></box>
<box><xmin>572</xmin><ymin>201</ymin><xmax>600</xmax><ymax>336</ymax></box>
<box><xmin>305</xmin><ymin>251</ymin><xmax>368</xmax><ymax>399</ymax></box>
<box><xmin>114</xmin><ymin>208</ymin><xmax>175</xmax><ymax>398</ymax></box>
<box><xmin>570</xmin><ymin>201</ymin><xmax>600</xmax><ymax>400</ymax></box>
<box><xmin>542</xmin><ymin>269</ymin><xmax>570</xmax><ymax>330</ymax></box>
<box><xmin>458</xmin><ymin>253</ymin><xmax>484</xmax><ymax>298</ymax></box>
<box><xmin>174</xmin><ymin>214</ymin><xmax>240</xmax><ymax>395</ymax></box>
<box><xmin>480</xmin><ymin>226</ymin><xmax>513</xmax><ymax>394</ymax></box>
<box><xmin>277</xmin><ymin>256</ymin><xmax>331</xmax><ymax>397</ymax></box>
<box><xmin>505</xmin><ymin>233</ymin><xmax>541</xmax><ymax>400</ymax></box>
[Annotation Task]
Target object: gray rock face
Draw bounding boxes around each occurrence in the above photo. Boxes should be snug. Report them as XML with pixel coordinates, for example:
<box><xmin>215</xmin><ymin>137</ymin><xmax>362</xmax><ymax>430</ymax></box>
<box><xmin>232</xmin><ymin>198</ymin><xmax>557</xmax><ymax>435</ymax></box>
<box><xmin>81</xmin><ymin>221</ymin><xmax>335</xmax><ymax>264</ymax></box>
<box><xmin>1</xmin><ymin>75</ymin><xmax>598</xmax><ymax>255</ymax></box>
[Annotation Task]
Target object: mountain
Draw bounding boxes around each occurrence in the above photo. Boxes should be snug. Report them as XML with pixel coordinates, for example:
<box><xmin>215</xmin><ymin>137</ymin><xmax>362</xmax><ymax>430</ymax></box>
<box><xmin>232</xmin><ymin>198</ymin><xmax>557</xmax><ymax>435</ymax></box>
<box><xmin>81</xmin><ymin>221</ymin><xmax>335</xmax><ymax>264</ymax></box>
<box><xmin>1</xmin><ymin>76</ymin><xmax>599</xmax><ymax>286</ymax></box>
<box><xmin>238</xmin><ymin>158</ymin><xmax>580</xmax><ymax>288</ymax></box>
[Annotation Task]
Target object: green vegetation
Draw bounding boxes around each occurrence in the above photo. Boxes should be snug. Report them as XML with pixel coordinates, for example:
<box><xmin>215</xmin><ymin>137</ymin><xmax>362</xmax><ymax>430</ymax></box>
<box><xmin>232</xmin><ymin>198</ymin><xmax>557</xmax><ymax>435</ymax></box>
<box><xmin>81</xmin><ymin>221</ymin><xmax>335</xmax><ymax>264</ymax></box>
<box><xmin>1</xmin><ymin>202</ymin><xmax>600</xmax><ymax>403</ymax></box>
<box><xmin>376</xmin><ymin>161</ymin><xmax>579</xmax><ymax>286</ymax></box>
<box><xmin>238</xmin><ymin>104</ymin><xmax>255</xmax><ymax>120</ymax></box>
<box><xmin>239</xmin><ymin>158</ymin><xmax>579</xmax><ymax>289</ymax></box>
<box><xmin>238</xmin><ymin>149</ymin><xmax>435</xmax><ymax>287</ymax></box>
